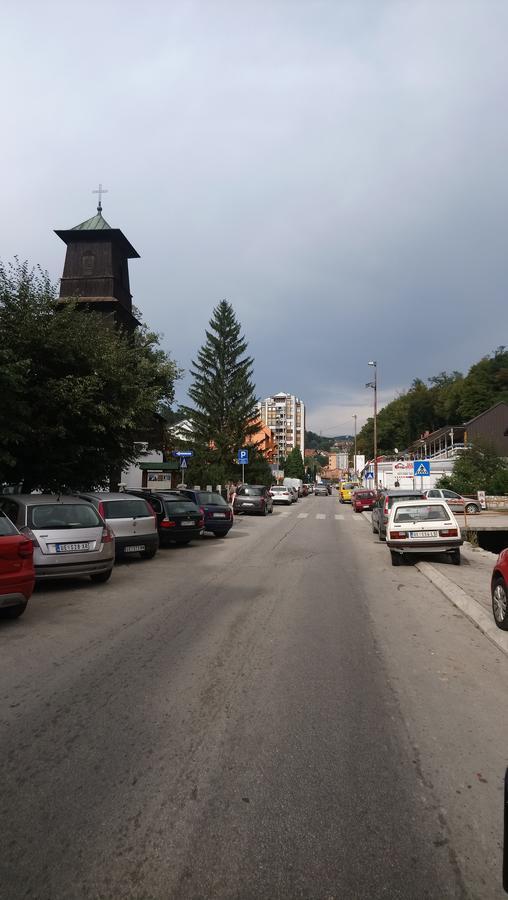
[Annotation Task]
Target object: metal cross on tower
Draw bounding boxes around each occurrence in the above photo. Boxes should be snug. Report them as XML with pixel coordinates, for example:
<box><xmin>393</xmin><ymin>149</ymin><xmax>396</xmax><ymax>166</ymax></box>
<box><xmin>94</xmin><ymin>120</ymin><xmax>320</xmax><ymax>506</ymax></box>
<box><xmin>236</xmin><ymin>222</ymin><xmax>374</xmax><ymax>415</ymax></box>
<box><xmin>92</xmin><ymin>183</ymin><xmax>108</xmax><ymax>213</ymax></box>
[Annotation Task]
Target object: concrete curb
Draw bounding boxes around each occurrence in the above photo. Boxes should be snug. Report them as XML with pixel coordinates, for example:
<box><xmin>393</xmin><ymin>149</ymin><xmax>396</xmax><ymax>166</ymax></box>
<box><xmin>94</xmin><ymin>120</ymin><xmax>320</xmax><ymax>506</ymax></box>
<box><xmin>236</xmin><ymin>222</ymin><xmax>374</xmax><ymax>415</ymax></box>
<box><xmin>415</xmin><ymin>561</ymin><xmax>508</xmax><ymax>659</ymax></box>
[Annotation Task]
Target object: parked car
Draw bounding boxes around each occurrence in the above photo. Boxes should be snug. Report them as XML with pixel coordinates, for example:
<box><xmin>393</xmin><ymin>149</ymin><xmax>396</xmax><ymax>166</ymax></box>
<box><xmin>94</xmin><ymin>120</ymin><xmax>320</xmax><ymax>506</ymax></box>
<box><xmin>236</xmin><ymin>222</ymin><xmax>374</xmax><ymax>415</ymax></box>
<box><xmin>491</xmin><ymin>548</ymin><xmax>508</xmax><ymax>630</ymax></box>
<box><xmin>0</xmin><ymin>495</ymin><xmax>115</xmax><ymax>582</ymax></box>
<box><xmin>423</xmin><ymin>488</ymin><xmax>481</xmax><ymax>515</ymax></box>
<box><xmin>339</xmin><ymin>482</ymin><xmax>359</xmax><ymax>503</ymax></box>
<box><xmin>288</xmin><ymin>486</ymin><xmax>299</xmax><ymax>503</ymax></box>
<box><xmin>352</xmin><ymin>489</ymin><xmax>377</xmax><ymax>512</ymax></box>
<box><xmin>79</xmin><ymin>492</ymin><xmax>159</xmax><ymax>559</ymax></box>
<box><xmin>314</xmin><ymin>484</ymin><xmax>329</xmax><ymax>497</ymax></box>
<box><xmin>0</xmin><ymin>510</ymin><xmax>35</xmax><ymax>619</ymax></box>
<box><xmin>269</xmin><ymin>486</ymin><xmax>293</xmax><ymax>506</ymax></box>
<box><xmin>233</xmin><ymin>485</ymin><xmax>274</xmax><ymax>515</ymax></box>
<box><xmin>129</xmin><ymin>491</ymin><xmax>203</xmax><ymax>544</ymax></box>
<box><xmin>386</xmin><ymin>499</ymin><xmax>463</xmax><ymax>566</ymax></box>
<box><xmin>371</xmin><ymin>489</ymin><xmax>425</xmax><ymax>541</ymax></box>
<box><xmin>179</xmin><ymin>489</ymin><xmax>233</xmax><ymax>538</ymax></box>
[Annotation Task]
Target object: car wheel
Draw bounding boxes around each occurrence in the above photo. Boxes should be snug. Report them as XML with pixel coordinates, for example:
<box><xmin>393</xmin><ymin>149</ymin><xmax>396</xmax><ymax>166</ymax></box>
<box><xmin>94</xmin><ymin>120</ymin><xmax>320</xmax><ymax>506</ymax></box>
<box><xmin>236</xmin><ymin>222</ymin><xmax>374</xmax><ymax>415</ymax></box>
<box><xmin>450</xmin><ymin>549</ymin><xmax>461</xmax><ymax>565</ymax></box>
<box><xmin>492</xmin><ymin>577</ymin><xmax>508</xmax><ymax>630</ymax></box>
<box><xmin>465</xmin><ymin>503</ymin><xmax>480</xmax><ymax>514</ymax></box>
<box><xmin>390</xmin><ymin>551</ymin><xmax>400</xmax><ymax>566</ymax></box>
<box><xmin>0</xmin><ymin>602</ymin><xmax>28</xmax><ymax>620</ymax></box>
<box><xmin>91</xmin><ymin>569</ymin><xmax>113</xmax><ymax>583</ymax></box>
<box><xmin>140</xmin><ymin>548</ymin><xmax>157</xmax><ymax>559</ymax></box>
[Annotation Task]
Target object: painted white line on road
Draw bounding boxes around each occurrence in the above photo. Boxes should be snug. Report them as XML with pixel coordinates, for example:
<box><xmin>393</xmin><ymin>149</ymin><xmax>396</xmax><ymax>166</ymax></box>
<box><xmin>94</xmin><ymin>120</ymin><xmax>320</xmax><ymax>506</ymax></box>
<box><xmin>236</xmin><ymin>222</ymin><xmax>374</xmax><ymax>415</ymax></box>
<box><xmin>297</xmin><ymin>513</ymin><xmax>308</xmax><ymax>519</ymax></box>
<box><xmin>334</xmin><ymin>514</ymin><xmax>344</xmax><ymax>520</ymax></box>
<box><xmin>316</xmin><ymin>514</ymin><xmax>326</xmax><ymax>520</ymax></box>
<box><xmin>352</xmin><ymin>515</ymin><xmax>364</xmax><ymax>522</ymax></box>
<box><xmin>279</xmin><ymin>511</ymin><xmax>291</xmax><ymax>517</ymax></box>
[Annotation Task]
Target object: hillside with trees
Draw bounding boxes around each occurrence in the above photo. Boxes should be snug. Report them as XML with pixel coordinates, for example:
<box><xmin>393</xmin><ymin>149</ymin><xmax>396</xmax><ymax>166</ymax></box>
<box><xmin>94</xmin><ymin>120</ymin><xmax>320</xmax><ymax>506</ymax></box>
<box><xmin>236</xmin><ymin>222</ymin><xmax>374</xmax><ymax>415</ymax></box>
<box><xmin>356</xmin><ymin>347</ymin><xmax>508</xmax><ymax>457</ymax></box>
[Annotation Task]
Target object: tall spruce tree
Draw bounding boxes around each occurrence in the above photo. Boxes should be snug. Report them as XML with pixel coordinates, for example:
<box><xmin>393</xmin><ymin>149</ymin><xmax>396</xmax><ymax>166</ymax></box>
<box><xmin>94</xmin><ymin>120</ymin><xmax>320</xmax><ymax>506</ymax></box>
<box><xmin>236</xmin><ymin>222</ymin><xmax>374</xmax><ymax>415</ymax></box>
<box><xmin>284</xmin><ymin>447</ymin><xmax>305</xmax><ymax>478</ymax></box>
<box><xmin>185</xmin><ymin>300</ymin><xmax>258</xmax><ymax>476</ymax></box>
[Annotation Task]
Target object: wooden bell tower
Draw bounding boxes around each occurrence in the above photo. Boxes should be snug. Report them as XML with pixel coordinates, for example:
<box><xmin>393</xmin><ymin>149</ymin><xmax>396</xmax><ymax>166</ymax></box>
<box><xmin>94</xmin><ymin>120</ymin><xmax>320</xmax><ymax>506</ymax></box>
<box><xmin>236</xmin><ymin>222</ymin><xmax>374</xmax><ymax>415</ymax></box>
<box><xmin>55</xmin><ymin>186</ymin><xmax>140</xmax><ymax>331</ymax></box>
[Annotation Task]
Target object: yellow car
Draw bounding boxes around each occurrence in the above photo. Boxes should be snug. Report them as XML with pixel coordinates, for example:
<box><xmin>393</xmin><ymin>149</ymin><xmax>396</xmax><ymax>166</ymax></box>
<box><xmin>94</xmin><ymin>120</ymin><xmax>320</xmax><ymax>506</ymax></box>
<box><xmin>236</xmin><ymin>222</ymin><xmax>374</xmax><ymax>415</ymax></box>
<box><xmin>339</xmin><ymin>482</ymin><xmax>359</xmax><ymax>503</ymax></box>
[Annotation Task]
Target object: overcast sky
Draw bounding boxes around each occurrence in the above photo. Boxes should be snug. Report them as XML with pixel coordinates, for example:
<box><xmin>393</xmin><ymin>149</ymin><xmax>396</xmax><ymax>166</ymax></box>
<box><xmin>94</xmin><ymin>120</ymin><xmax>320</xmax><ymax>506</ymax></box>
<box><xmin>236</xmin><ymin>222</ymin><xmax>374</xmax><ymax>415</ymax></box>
<box><xmin>2</xmin><ymin>0</ymin><xmax>507</xmax><ymax>435</ymax></box>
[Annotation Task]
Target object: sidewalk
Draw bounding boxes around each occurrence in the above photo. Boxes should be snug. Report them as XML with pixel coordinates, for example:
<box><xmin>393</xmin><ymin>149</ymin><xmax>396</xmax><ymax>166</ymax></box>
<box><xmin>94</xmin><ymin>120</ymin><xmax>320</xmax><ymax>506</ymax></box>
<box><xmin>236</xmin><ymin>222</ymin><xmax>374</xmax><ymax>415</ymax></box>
<box><xmin>361</xmin><ymin>511</ymin><xmax>508</xmax><ymax>656</ymax></box>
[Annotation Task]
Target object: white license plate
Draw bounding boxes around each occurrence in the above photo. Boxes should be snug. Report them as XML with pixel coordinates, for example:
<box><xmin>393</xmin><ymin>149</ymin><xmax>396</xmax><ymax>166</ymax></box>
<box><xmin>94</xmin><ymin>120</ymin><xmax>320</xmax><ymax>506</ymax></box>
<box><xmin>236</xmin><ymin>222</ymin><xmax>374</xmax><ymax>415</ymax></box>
<box><xmin>409</xmin><ymin>531</ymin><xmax>439</xmax><ymax>539</ymax></box>
<box><xmin>243</xmin><ymin>502</ymin><xmax>254</xmax><ymax>507</ymax></box>
<box><xmin>124</xmin><ymin>545</ymin><xmax>145</xmax><ymax>552</ymax></box>
<box><xmin>55</xmin><ymin>542</ymin><xmax>91</xmax><ymax>553</ymax></box>
<box><xmin>213</xmin><ymin>513</ymin><xmax>226</xmax><ymax>518</ymax></box>
<box><xmin>181</xmin><ymin>520</ymin><xmax>194</xmax><ymax>526</ymax></box>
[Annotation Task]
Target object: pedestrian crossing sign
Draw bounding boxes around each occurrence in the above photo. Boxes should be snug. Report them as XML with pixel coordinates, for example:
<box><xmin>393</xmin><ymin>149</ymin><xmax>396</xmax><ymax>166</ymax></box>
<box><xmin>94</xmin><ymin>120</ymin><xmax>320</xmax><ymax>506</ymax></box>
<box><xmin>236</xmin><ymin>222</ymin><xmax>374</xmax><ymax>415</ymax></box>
<box><xmin>413</xmin><ymin>460</ymin><xmax>430</xmax><ymax>476</ymax></box>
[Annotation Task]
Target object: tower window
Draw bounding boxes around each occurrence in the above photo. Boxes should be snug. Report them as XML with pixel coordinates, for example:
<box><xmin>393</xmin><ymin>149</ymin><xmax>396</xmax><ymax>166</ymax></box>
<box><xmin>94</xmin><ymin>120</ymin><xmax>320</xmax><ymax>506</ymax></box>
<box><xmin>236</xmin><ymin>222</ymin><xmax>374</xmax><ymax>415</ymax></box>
<box><xmin>82</xmin><ymin>252</ymin><xmax>95</xmax><ymax>275</ymax></box>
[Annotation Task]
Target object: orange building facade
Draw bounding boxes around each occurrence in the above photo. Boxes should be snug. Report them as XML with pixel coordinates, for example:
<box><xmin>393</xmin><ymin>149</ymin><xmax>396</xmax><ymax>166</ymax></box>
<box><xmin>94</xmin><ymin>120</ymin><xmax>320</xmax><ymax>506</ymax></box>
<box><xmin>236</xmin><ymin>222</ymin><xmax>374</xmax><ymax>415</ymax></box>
<box><xmin>245</xmin><ymin>420</ymin><xmax>278</xmax><ymax>464</ymax></box>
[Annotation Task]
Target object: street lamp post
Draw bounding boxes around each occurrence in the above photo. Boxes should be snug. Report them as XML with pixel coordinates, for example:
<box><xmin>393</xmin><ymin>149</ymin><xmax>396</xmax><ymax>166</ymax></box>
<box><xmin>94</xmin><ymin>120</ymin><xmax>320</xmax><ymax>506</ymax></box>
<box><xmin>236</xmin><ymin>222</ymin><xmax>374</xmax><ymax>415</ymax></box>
<box><xmin>367</xmin><ymin>361</ymin><xmax>378</xmax><ymax>488</ymax></box>
<box><xmin>353</xmin><ymin>414</ymin><xmax>357</xmax><ymax>477</ymax></box>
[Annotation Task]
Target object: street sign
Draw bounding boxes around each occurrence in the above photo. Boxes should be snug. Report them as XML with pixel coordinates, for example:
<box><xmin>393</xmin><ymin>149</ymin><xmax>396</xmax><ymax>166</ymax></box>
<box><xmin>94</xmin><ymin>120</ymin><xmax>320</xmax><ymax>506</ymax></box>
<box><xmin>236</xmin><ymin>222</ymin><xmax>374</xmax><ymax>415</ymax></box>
<box><xmin>180</xmin><ymin>458</ymin><xmax>188</xmax><ymax>470</ymax></box>
<box><xmin>237</xmin><ymin>449</ymin><xmax>249</xmax><ymax>464</ymax></box>
<box><xmin>413</xmin><ymin>460</ymin><xmax>430</xmax><ymax>476</ymax></box>
<box><xmin>365</xmin><ymin>471</ymin><xmax>374</xmax><ymax>479</ymax></box>
<box><xmin>172</xmin><ymin>450</ymin><xmax>194</xmax><ymax>458</ymax></box>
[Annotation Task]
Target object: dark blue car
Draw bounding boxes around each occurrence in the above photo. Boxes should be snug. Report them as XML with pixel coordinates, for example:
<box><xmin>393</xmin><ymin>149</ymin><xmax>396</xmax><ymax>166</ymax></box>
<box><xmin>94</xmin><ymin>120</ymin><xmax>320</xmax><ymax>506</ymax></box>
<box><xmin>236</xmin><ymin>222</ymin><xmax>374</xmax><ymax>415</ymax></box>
<box><xmin>179</xmin><ymin>489</ymin><xmax>234</xmax><ymax>538</ymax></box>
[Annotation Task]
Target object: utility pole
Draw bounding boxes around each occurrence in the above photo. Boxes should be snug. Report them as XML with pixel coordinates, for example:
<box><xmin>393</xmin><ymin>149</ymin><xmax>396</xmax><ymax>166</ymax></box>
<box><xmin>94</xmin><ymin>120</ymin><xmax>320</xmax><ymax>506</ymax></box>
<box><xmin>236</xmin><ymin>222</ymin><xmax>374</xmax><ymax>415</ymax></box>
<box><xmin>367</xmin><ymin>361</ymin><xmax>378</xmax><ymax>488</ymax></box>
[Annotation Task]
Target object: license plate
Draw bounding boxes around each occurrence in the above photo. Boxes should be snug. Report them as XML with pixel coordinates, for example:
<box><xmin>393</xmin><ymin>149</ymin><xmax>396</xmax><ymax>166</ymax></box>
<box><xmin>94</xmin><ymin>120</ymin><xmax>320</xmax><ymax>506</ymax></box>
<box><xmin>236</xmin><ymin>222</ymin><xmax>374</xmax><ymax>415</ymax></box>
<box><xmin>213</xmin><ymin>513</ymin><xmax>226</xmax><ymax>518</ymax></box>
<box><xmin>181</xmin><ymin>520</ymin><xmax>194</xmax><ymax>526</ymax></box>
<box><xmin>124</xmin><ymin>545</ymin><xmax>145</xmax><ymax>552</ymax></box>
<box><xmin>409</xmin><ymin>531</ymin><xmax>438</xmax><ymax>539</ymax></box>
<box><xmin>55</xmin><ymin>542</ymin><xmax>91</xmax><ymax>553</ymax></box>
<box><xmin>243</xmin><ymin>502</ymin><xmax>254</xmax><ymax>507</ymax></box>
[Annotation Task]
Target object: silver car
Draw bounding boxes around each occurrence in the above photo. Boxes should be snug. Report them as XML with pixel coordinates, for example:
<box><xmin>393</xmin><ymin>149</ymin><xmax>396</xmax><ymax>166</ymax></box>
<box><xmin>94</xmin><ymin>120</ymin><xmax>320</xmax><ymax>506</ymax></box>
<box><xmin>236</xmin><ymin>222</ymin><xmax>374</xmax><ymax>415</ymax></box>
<box><xmin>79</xmin><ymin>493</ymin><xmax>159</xmax><ymax>560</ymax></box>
<box><xmin>0</xmin><ymin>495</ymin><xmax>115</xmax><ymax>582</ymax></box>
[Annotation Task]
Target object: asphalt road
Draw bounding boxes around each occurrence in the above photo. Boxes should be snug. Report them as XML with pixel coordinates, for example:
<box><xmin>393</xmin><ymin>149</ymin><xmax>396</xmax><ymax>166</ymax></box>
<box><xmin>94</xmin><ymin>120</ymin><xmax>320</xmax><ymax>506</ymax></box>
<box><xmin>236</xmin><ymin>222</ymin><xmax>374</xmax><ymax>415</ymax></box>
<box><xmin>1</xmin><ymin>493</ymin><xmax>507</xmax><ymax>899</ymax></box>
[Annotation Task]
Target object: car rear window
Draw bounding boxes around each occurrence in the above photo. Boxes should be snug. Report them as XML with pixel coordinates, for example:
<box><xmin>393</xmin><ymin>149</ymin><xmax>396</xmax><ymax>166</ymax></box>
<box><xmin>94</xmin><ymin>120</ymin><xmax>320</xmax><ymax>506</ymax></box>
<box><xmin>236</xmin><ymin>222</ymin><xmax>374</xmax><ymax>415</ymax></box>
<box><xmin>197</xmin><ymin>492</ymin><xmax>227</xmax><ymax>506</ymax></box>
<box><xmin>342</xmin><ymin>483</ymin><xmax>356</xmax><ymax>490</ymax></box>
<box><xmin>355</xmin><ymin>491</ymin><xmax>375</xmax><ymax>498</ymax></box>
<box><xmin>387</xmin><ymin>493</ymin><xmax>424</xmax><ymax>508</ymax></box>
<box><xmin>102</xmin><ymin>499</ymin><xmax>152</xmax><ymax>519</ymax></box>
<box><xmin>271</xmin><ymin>487</ymin><xmax>287</xmax><ymax>492</ymax></box>
<box><xmin>394</xmin><ymin>504</ymin><xmax>450</xmax><ymax>523</ymax></box>
<box><xmin>164</xmin><ymin>500</ymin><xmax>199</xmax><ymax>515</ymax></box>
<box><xmin>0</xmin><ymin>512</ymin><xmax>17</xmax><ymax>536</ymax></box>
<box><xmin>237</xmin><ymin>487</ymin><xmax>263</xmax><ymax>496</ymax></box>
<box><xmin>30</xmin><ymin>504</ymin><xmax>102</xmax><ymax>529</ymax></box>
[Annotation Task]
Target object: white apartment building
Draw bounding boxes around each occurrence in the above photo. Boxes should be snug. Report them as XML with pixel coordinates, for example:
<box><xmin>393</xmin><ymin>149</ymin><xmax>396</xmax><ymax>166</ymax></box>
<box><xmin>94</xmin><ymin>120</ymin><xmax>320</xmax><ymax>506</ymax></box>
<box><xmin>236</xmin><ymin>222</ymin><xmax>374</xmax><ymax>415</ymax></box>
<box><xmin>258</xmin><ymin>393</ymin><xmax>305</xmax><ymax>468</ymax></box>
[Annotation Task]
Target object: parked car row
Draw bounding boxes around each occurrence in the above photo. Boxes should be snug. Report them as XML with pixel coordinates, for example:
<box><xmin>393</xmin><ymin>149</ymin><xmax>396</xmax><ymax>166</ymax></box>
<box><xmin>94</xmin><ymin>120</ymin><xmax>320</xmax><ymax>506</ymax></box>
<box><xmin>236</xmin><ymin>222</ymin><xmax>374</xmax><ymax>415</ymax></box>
<box><xmin>354</xmin><ymin>485</ymin><xmax>508</xmax><ymax>633</ymax></box>
<box><xmin>0</xmin><ymin>487</ymin><xmax>236</xmax><ymax>620</ymax></box>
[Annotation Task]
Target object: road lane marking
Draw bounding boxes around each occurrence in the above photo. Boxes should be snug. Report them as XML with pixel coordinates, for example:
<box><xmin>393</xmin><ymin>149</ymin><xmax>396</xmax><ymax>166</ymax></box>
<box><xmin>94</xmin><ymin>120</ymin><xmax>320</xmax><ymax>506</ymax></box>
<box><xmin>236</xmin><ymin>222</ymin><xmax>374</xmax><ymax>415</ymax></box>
<box><xmin>297</xmin><ymin>513</ymin><xmax>308</xmax><ymax>518</ymax></box>
<box><xmin>334</xmin><ymin>514</ymin><xmax>344</xmax><ymax>520</ymax></box>
<box><xmin>352</xmin><ymin>515</ymin><xmax>364</xmax><ymax>522</ymax></box>
<box><xmin>279</xmin><ymin>511</ymin><xmax>291</xmax><ymax>517</ymax></box>
<box><xmin>316</xmin><ymin>514</ymin><xmax>326</xmax><ymax>520</ymax></box>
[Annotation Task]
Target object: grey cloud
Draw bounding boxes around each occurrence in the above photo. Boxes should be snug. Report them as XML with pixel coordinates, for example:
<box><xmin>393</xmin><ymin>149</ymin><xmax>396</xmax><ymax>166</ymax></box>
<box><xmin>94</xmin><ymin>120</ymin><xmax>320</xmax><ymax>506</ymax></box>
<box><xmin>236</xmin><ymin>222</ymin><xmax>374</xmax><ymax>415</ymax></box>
<box><xmin>1</xmin><ymin>1</ymin><xmax>507</xmax><ymax>435</ymax></box>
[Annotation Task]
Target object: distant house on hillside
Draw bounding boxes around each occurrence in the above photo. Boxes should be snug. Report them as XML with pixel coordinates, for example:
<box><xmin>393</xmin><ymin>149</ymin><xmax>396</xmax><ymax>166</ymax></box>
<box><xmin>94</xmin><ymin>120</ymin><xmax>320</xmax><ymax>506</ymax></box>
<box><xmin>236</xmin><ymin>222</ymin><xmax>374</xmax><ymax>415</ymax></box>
<box><xmin>464</xmin><ymin>401</ymin><xmax>508</xmax><ymax>457</ymax></box>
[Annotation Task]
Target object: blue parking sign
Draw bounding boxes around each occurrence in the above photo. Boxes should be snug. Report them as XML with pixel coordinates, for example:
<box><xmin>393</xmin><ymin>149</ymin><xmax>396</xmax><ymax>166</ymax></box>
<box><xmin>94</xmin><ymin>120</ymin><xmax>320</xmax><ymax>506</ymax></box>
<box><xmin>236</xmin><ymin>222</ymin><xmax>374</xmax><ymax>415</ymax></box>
<box><xmin>237</xmin><ymin>449</ymin><xmax>249</xmax><ymax>464</ymax></box>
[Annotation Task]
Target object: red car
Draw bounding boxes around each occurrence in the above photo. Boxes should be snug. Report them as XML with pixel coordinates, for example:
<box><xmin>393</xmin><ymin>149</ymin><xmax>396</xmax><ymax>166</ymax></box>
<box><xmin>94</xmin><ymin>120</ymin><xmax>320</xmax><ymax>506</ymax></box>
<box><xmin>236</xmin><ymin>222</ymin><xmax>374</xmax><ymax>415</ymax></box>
<box><xmin>491</xmin><ymin>548</ymin><xmax>508</xmax><ymax>631</ymax></box>
<box><xmin>0</xmin><ymin>510</ymin><xmax>35</xmax><ymax>620</ymax></box>
<box><xmin>352</xmin><ymin>489</ymin><xmax>377</xmax><ymax>513</ymax></box>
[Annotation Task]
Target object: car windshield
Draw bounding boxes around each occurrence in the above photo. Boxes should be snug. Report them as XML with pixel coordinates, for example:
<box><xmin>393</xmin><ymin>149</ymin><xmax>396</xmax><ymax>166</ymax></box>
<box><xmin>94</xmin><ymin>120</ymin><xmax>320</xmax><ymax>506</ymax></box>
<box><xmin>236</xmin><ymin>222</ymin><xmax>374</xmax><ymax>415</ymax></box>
<box><xmin>394</xmin><ymin>504</ymin><xmax>450</xmax><ymax>523</ymax></box>
<box><xmin>342</xmin><ymin>484</ymin><xmax>356</xmax><ymax>490</ymax></box>
<box><xmin>102</xmin><ymin>499</ymin><xmax>152</xmax><ymax>519</ymax></box>
<box><xmin>0</xmin><ymin>512</ymin><xmax>17</xmax><ymax>536</ymax></box>
<box><xmin>164</xmin><ymin>501</ymin><xmax>199</xmax><ymax>515</ymax></box>
<box><xmin>237</xmin><ymin>487</ymin><xmax>263</xmax><ymax>496</ymax></box>
<box><xmin>30</xmin><ymin>504</ymin><xmax>102</xmax><ymax>529</ymax></box>
<box><xmin>197</xmin><ymin>492</ymin><xmax>227</xmax><ymax>506</ymax></box>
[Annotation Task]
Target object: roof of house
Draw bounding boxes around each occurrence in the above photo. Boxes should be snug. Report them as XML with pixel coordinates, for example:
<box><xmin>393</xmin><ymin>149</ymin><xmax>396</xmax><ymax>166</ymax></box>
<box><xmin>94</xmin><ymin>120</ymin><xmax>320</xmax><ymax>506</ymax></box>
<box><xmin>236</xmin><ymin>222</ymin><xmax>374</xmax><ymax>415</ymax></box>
<box><xmin>464</xmin><ymin>400</ymin><xmax>508</xmax><ymax>426</ymax></box>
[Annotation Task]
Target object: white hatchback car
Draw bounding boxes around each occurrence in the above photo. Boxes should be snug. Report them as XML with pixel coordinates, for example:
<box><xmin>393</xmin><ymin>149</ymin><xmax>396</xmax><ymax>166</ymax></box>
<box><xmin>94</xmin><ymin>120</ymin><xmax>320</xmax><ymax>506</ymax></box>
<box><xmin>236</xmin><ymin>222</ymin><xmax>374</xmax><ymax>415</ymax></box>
<box><xmin>386</xmin><ymin>499</ymin><xmax>463</xmax><ymax>567</ymax></box>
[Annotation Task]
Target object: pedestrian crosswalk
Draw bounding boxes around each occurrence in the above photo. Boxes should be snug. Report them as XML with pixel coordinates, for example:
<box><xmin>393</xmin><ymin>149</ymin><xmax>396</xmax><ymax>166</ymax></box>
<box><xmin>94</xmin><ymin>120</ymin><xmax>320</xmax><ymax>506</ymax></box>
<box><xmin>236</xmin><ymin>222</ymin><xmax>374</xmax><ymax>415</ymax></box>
<box><xmin>270</xmin><ymin>509</ymin><xmax>365</xmax><ymax>522</ymax></box>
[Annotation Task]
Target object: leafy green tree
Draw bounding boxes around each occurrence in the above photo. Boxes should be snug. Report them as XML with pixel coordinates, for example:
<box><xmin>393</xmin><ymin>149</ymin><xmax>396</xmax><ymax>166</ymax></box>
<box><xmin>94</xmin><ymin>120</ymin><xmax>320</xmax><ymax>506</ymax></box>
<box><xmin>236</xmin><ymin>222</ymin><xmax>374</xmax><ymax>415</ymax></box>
<box><xmin>184</xmin><ymin>300</ymin><xmax>258</xmax><ymax>473</ymax></box>
<box><xmin>0</xmin><ymin>259</ymin><xmax>180</xmax><ymax>491</ymax></box>
<box><xmin>458</xmin><ymin>348</ymin><xmax>508</xmax><ymax>420</ymax></box>
<box><xmin>284</xmin><ymin>447</ymin><xmax>305</xmax><ymax>478</ymax></box>
<box><xmin>437</xmin><ymin>441</ymin><xmax>508</xmax><ymax>495</ymax></box>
